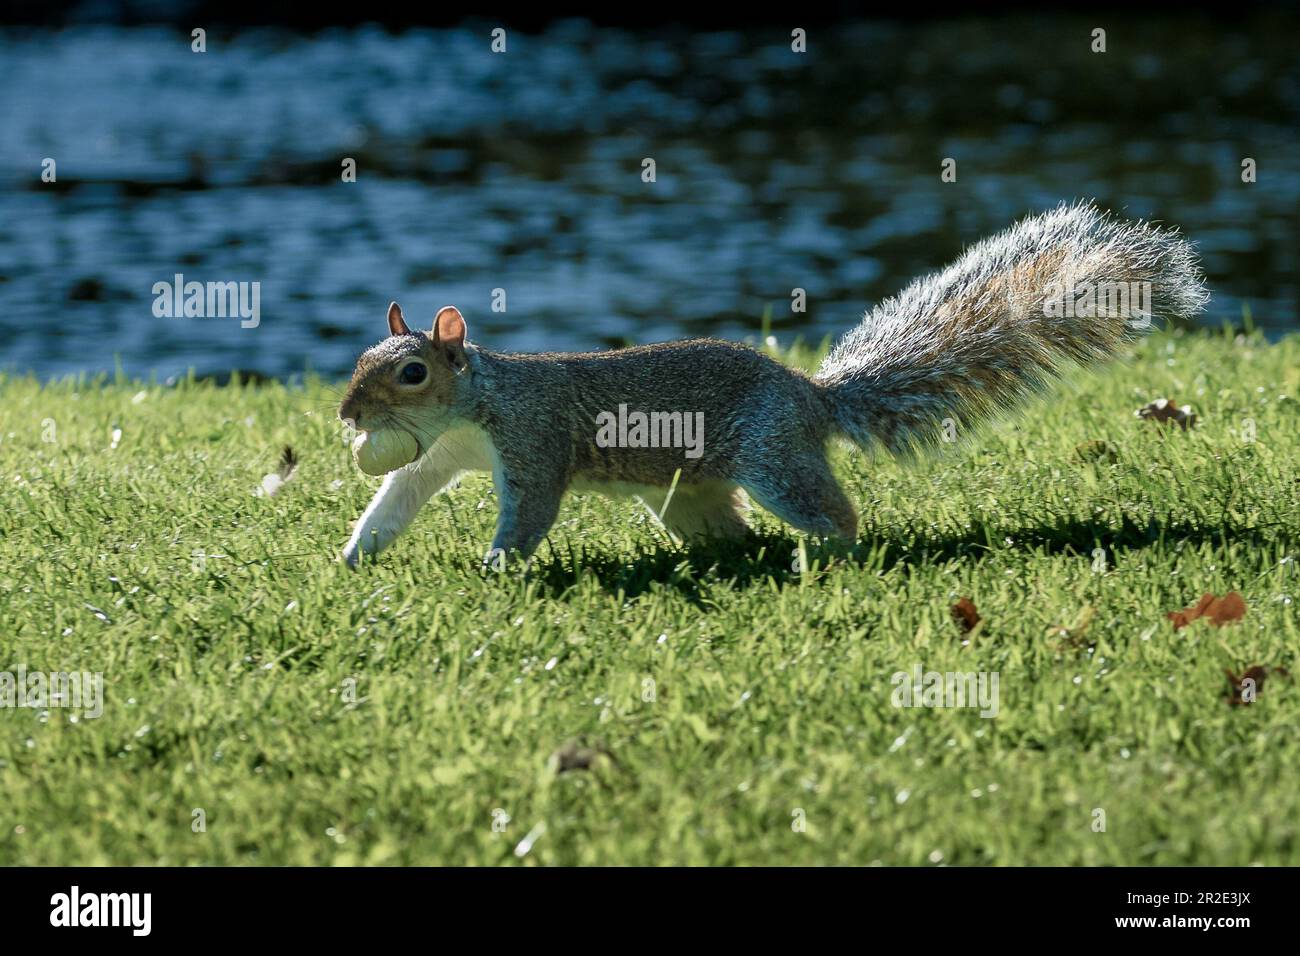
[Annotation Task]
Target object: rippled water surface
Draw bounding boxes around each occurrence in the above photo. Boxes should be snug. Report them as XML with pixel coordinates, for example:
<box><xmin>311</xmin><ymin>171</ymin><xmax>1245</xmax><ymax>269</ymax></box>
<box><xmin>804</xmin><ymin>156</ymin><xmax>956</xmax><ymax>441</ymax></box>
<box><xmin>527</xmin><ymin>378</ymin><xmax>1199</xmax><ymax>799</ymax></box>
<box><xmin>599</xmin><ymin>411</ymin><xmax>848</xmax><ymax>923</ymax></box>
<box><xmin>2</xmin><ymin>17</ymin><xmax>1297</xmax><ymax>380</ymax></box>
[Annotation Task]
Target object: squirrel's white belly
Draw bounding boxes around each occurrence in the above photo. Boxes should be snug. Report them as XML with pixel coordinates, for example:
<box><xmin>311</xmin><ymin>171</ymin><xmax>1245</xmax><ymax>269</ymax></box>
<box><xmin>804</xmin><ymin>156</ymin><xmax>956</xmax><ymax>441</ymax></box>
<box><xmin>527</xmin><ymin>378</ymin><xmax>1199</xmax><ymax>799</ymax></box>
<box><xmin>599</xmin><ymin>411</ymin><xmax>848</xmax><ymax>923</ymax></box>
<box><xmin>570</xmin><ymin>478</ymin><xmax>667</xmax><ymax>500</ymax></box>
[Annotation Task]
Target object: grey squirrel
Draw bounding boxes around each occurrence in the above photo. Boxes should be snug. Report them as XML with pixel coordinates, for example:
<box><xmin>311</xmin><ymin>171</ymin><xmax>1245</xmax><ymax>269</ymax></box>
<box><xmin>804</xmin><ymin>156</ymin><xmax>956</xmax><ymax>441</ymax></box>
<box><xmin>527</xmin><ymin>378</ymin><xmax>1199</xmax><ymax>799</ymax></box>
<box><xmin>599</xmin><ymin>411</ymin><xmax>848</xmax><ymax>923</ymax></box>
<box><xmin>338</xmin><ymin>201</ymin><xmax>1208</xmax><ymax>567</ymax></box>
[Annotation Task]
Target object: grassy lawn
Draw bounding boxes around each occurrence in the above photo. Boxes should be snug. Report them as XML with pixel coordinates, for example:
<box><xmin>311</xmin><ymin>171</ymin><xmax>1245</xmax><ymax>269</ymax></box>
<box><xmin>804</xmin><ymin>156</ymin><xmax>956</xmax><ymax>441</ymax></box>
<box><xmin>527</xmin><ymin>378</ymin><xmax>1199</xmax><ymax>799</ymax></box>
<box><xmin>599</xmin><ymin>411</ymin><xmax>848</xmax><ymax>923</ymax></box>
<box><xmin>1</xmin><ymin>328</ymin><xmax>1298</xmax><ymax>866</ymax></box>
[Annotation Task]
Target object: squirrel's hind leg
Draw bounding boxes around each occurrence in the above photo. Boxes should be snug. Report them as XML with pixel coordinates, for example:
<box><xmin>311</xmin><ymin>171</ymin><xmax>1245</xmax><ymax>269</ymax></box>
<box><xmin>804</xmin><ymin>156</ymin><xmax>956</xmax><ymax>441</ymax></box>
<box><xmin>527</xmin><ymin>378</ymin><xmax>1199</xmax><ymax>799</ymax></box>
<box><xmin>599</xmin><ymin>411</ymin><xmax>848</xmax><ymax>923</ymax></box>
<box><xmin>736</xmin><ymin>456</ymin><xmax>858</xmax><ymax>543</ymax></box>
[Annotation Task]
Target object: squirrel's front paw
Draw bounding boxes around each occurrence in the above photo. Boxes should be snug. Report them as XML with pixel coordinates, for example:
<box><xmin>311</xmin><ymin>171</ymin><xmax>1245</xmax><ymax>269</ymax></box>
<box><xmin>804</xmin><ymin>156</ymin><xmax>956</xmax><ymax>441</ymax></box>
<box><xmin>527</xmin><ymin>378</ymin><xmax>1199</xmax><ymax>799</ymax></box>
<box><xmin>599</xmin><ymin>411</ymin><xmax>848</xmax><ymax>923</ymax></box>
<box><xmin>341</xmin><ymin>535</ymin><xmax>381</xmax><ymax>568</ymax></box>
<box><xmin>339</xmin><ymin>542</ymin><xmax>362</xmax><ymax>569</ymax></box>
<box><xmin>341</xmin><ymin>527</ymin><xmax>398</xmax><ymax>568</ymax></box>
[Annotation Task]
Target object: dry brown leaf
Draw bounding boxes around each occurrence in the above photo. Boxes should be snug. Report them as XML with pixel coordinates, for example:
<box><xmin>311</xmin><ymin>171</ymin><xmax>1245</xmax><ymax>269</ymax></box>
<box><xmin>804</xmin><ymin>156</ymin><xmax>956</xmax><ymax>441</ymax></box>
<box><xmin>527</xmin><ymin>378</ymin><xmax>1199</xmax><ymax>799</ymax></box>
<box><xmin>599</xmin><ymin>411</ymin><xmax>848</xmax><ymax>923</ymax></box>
<box><xmin>1168</xmin><ymin>591</ymin><xmax>1247</xmax><ymax>629</ymax></box>
<box><xmin>950</xmin><ymin>597</ymin><xmax>980</xmax><ymax>634</ymax></box>
<box><xmin>1136</xmin><ymin>397</ymin><xmax>1197</xmax><ymax>430</ymax></box>
<box><xmin>1224</xmin><ymin>665</ymin><xmax>1290</xmax><ymax>706</ymax></box>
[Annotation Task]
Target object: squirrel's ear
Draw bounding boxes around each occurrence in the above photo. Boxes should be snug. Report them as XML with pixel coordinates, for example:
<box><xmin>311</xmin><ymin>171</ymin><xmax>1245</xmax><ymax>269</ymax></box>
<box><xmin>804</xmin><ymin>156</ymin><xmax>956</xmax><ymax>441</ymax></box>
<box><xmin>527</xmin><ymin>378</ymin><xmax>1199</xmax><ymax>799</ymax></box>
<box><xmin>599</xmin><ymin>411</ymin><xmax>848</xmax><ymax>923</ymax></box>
<box><xmin>432</xmin><ymin>306</ymin><xmax>468</xmax><ymax>372</ymax></box>
<box><xmin>387</xmin><ymin>301</ymin><xmax>411</xmax><ymax>337</ymax></box>
<box><xmin>433</xmin><ymin>306</ymin><xmax>466</xmax><ymax>345</ymax></box>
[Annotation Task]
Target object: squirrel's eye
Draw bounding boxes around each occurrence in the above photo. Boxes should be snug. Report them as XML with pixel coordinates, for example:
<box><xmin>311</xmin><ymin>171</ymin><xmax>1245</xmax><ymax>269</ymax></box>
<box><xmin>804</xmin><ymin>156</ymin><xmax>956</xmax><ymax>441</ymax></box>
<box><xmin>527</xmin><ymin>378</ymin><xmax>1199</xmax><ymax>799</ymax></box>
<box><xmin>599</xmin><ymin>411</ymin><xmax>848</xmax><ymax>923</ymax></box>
<box><xmin>398</xmin><ymin>361</ymin><xmax>428</xmax><ymax>385</ymax></box>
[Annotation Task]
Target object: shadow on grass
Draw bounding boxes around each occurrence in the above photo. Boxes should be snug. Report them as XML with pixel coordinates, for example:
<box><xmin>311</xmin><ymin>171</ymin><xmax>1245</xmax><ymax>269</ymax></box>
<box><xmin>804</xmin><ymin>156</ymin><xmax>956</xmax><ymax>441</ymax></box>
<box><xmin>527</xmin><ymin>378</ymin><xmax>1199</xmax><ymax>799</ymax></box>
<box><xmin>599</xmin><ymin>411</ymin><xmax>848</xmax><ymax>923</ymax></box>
<box><xmin>525</xmin><ymin>513</ymin><xmax>1288</xmax><ymax>605</ymax></box>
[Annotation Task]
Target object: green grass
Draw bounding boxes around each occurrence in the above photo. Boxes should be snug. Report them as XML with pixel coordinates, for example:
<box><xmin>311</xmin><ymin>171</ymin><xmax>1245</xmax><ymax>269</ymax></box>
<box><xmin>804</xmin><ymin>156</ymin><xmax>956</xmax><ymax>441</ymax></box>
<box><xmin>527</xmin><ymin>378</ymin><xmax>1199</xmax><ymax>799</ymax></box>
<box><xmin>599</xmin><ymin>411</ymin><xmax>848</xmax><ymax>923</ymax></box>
<box><xmin>2</xmin><ymin>328</ymin><xmax>1298</xmax><ymax>866</ymax></box>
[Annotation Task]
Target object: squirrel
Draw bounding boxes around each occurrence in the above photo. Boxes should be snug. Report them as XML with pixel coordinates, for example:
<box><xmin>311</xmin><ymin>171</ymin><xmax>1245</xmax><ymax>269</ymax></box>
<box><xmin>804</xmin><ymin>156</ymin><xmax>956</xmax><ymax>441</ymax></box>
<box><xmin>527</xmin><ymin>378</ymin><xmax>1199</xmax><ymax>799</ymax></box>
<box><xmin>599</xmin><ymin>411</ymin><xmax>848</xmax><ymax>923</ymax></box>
<box><xmin>338</xmin><ymin>200</ymin><xmax>1208</xmax><ymax>568</ymax></box>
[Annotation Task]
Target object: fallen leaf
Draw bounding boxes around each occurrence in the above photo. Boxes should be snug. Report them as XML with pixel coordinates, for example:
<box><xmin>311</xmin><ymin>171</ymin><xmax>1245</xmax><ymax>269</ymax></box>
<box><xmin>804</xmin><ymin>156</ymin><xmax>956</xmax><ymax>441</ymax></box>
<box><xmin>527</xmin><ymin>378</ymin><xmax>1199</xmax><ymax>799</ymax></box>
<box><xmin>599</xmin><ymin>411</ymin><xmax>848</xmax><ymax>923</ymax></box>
<box><xmin>951</xmin><ymin>597</ymin><xmax>980</xmax><ymax>634</ymax></box>
<box><xmin>1204</xmin><ymin>591</ymin><xmax>1247</xmax><ymax>625</ymax></box>
<box><xmin>1136</xmin><ymin>397</ymin><xmax>1197</xmax><ymax>430</ymax></box>
<box><xmin>256</xmin><ymin>445</ymin><xmax>299</xmax><ymax>497</ymax></box>
<box><xmin>1224</xmin><ymin>665</ymin><xmax>1290</xmax><ymax>706</ymax></box>
<box><xmin>1168</xmin><ymin>592</ymin><xmax>1247</xmax><ymax>629</ymax></box>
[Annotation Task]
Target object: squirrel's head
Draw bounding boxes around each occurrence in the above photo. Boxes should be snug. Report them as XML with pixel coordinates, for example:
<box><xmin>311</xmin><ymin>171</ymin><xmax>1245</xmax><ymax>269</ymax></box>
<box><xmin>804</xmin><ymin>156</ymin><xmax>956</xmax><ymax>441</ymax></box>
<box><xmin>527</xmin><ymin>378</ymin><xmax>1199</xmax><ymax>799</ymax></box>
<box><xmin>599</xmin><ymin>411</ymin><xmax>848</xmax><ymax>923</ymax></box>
<box><xmin>338</xmin><ymin>302</ymin><xmax>469</xmax><ymax>434</ymax></box>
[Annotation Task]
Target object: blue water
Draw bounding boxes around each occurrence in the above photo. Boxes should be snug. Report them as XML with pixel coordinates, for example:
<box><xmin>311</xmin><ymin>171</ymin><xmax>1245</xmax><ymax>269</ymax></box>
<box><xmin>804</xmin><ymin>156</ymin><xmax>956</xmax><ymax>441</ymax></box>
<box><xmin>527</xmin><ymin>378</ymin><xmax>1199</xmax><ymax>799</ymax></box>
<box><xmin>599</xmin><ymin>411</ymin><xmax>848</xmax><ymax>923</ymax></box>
<box><xmin>1</xmin><ymin>18</ymin><xmax>1297</xmax><ymax>380</ymax></box>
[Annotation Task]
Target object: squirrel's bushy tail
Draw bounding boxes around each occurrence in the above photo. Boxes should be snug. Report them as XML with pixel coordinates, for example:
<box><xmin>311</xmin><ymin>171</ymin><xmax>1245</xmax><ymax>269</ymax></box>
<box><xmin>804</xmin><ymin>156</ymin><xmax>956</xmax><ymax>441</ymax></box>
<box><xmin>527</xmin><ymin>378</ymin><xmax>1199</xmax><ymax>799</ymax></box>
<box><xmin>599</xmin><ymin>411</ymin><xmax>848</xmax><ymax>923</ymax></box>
<box><xmin>816</xmin><ymin>200</ymin><xmax>1209</xmax><ymax>455</ymax></box>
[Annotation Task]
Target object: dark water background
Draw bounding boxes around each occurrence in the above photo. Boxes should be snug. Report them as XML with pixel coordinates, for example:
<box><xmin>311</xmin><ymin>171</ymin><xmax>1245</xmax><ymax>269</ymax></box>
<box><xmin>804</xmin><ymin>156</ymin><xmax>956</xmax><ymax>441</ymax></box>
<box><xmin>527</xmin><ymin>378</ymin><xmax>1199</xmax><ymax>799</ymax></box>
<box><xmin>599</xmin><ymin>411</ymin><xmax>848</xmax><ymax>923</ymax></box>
<box><xmin>2</xmin><ymin>14</ymin><xmax>1298</xmax><ymax>381</ymax></box>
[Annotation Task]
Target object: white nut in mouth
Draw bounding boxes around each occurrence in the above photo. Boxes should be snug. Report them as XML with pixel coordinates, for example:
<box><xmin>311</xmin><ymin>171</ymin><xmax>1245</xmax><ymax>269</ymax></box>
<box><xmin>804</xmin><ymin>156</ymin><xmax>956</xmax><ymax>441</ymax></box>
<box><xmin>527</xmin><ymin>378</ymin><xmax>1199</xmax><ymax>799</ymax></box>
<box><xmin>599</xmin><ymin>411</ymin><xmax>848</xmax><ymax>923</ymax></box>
<box><xmin>352</xmin><ymin>428</ymin><xmax>419</xmax><ymax>476</ymax></box>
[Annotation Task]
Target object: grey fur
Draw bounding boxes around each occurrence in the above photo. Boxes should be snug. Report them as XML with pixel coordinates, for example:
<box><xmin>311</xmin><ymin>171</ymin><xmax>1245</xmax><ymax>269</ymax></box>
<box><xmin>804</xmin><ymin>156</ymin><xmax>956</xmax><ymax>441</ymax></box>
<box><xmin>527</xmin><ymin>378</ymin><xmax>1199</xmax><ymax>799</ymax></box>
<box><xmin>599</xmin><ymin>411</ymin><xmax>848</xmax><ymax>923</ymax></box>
<box><xmin>339</xmin><ymin>202</ymin><xmax>1208</xmax><ymax>564</ymax></box>
<box><xmin>817</xmin><ymin>200</ymin><xmax>1209</xmax><ymax>454</ymax></box>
